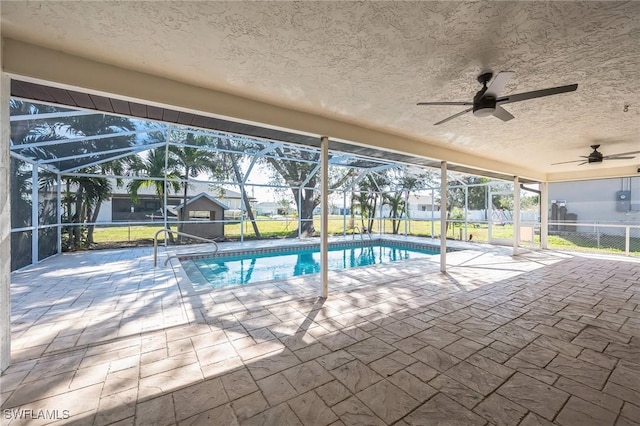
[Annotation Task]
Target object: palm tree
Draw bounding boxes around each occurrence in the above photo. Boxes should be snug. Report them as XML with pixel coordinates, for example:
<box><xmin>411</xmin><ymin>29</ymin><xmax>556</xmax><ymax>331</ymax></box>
<box><xmin>83</xmin><ymin>176</ymin><xmax>113</xmax><ymax>244</ymax></box>
<box><xmin>352</xmin><ymin>176</ymin><xmax>381</xmax><ymax>233</ymax></box>
<box><xmin>128</xmin><ymin>148</ymin><xmax>181</xmax><ymax>242</ymax></box>
<box><xmin>169</xmin><ymin>133</ymin><xmax>221</xmax><ymax>233</ymax></box>
<box><xmin>383</xmin><ymin>191</ymin><xmax>406</xmax><ymax>234</ymax></box>
<box><xmin>10</xmin><ymin>100</ymin><xmax>139</xmax><ymax>250</ymax></box>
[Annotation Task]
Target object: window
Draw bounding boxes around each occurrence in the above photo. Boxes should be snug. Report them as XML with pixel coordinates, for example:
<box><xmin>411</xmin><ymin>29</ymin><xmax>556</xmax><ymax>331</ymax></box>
<box><xmin>189</xmin><ymin>210</ymin><xmax>215</xmax><ymax>221</ymax></box>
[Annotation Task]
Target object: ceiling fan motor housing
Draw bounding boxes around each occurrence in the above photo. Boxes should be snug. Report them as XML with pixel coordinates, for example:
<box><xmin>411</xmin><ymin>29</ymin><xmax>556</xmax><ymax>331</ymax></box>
<box><xmin>473</xmin><ymin>95</ymin><xmax>496</xmax><ymax>117</ymax></box>
<box><xmin>588</xmin><ymin>153</ymin><xmax>603</xmax><ymax>163</ymax></box>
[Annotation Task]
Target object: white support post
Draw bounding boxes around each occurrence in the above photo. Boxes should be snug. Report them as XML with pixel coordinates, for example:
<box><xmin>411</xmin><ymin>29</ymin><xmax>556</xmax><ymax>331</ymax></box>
<box><xmin>464</xmin><ymin>185</ymin><xmax>469</xmax><ymax>241</ymax></box>
<box><xmin>240</xmin><ymin>183</ymin><xmax>245</xmax><ymax>243</ymax></box>
<box><xmin>404</xmin><ymin>190</ymin><xmax>409</xmax><ymax>236</ymax></box>
<box><xmin>431</xmin><ymin>188</ymin><xmax>435</xmax><ymax>238</ymax></box>
<box><xmin>320</xmin><ymin>136</ymin><xmax>329</xmax><ymax>298</ymax></box>
<box><xmin>440</xmin><ymin>162</ymin><xmax>447</xmax><ymax>273</ymax></box>
<box><xmin>540</xmin><ymin>181</ymin><xmax>549</xmax><ymax>249</ymax></box>
<box><xmin>513</xmin><ymin>176</ymin><xmax>521</xmax><ymax>256</ymax></box>
<box><xmin>57</xmin><ymin>173</ymin><xmax>62</xmax><ymax>254</ymax></box>
<box><xmin>487</xmin><ymin>185</ymin><xmax>493</xmax><ymax>243</ymax></box>
<box><xmin>1</xmin><ymin>67</ymin><xmax>12</xmax><ymax>372</ymax></box>
<box><xmin>342</xmin><ymin>191</ymin><xmax>347</xmax><ymax>237</ymax></box>
<box><xmin>625</xmin><ymin>226</ymin><xmax>630</xmax><ymax>256</ymax></box>
<box><xmin>298</xmin><ymin>188</ymin><xmax>302</xmax><ymax>238</ymax></box>
<box><xmin>163</xmin><ymin>128</ymin><xmax>170</xmax><ymax>247</ymax></box>
<box><xmin>32</xmin><ymin>165</ymin><xmax>39</xmax><ymax>265</ymax></box>
<box><xmin>378</xmin><ymin>192</ymin><xmax>382</xmax><ymax>235</ymax></box>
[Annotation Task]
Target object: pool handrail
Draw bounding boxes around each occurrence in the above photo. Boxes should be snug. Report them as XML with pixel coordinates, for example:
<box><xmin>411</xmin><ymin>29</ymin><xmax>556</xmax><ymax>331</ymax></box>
<box><xmin>153</xmin><ymin>228</ymin><xmax>219</xmax><ymax>267</ymax></box>
<box><xmin>351</xmin><ymin>226</ymin><xmax>372</xmax><ymax>241</ymax></box>
<box><xmin>352</xmin><ymin>226</ymin><xmax>364</xmax><ymax>241</ymax></box>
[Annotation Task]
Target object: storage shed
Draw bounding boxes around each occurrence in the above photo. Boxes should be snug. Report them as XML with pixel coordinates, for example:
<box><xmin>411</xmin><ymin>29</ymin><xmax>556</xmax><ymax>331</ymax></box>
<box><xmin>174</xmin><ymin>193</ymin><xmax>229</xmax><ymax>239</ymax></box>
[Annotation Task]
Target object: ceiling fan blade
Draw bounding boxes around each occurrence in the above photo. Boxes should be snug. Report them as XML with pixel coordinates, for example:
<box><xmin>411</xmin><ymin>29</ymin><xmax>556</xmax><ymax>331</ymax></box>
<box><xmin>434</xmin><ymin>107</ymin><xmax>473</xmax><ymax>125</ymax></box>
<box><xmin>417</xmin><ymin>101</ymin><xmax>472</xmax><ymax>106</ymax></box>
<box><xmin>603</xmin><ymin>150</ymin><xmax>640</xmax><ymax>159</ymax></box>
<box><xmin>605</xmin><ymin>156</ymin><xmax>636</xmax><ymax>160</ymax></box>
<box><xmin>485</xmin><ymin>71</ymin><xmax>515</xmax><ymax>98</ymax></box>
<box><xmin>493</xmin><ymin>105</ymin><xmax>514</xmax><ymax>122</ymax></box>
<box><xmin>498</xmin><ymin>84</ymin><xmax>578</xmax><ymax>104</ymax></box>
<box><xmin>577</xmin><ymin>161</ymin><xmax>588</xmax><ymax>166</ymax></box>
<box><xmin>551</xmin><ymin>159</ymin><xmax>587</xmax><ymax>165</ymax></box>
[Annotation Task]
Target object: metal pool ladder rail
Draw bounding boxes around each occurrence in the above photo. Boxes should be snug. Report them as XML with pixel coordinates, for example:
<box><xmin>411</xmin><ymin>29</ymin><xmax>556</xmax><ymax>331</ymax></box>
<box><xmin>153</xmin><ymin>228</ymin><xmax>219</xmax><ymax>267</ymax></box>
<box><xmin>351</xmin><ymin>226</ymin><xmax>372</xmax><ymax>241</ymax></box>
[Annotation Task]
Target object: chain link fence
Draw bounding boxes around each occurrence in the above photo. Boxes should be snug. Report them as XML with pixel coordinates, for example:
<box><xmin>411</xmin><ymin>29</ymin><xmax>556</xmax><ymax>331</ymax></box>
<box><xmin>548</xmin><ymin>222</ymin><xmax>640</xmax><ymax>257</ymax></box>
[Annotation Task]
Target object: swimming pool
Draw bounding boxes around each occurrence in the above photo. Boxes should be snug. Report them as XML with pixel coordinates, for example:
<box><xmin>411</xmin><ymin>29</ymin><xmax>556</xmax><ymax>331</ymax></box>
<box><xmin>180</xmin><ymin>241</ymin><xmax>444</xmax><ymax>289</ymax></box>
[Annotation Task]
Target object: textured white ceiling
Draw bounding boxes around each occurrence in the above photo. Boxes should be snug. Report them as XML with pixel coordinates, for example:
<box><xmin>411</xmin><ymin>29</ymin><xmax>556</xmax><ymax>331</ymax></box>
<box><xmin>2</xmin><ymin>1</ymin><xmax>639</xmax><ymax>178</ymax></box>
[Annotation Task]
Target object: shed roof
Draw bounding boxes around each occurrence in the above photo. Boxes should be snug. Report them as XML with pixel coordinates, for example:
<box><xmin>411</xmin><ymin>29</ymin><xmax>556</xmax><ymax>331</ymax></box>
<box><xmin>174</xmin><ymin>193</ymin><xmax>229</xmax><ymax>211</ymax></box>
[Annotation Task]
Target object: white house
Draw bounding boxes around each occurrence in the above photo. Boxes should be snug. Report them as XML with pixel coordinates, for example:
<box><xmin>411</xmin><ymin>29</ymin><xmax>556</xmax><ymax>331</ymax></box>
<box><xmin>407</xmin><ymin>192</ymin><xmax>438</xmax><ymax>219</ymax></box>
<box><xmin>255</xmin><ymin>202</ymin><xmax>281</xmax><ymax>216</ymax></box>
<box><xmin>96</xmin><ymin>179</ymin><xmax>256</xmax><ymax>222</ymax></box>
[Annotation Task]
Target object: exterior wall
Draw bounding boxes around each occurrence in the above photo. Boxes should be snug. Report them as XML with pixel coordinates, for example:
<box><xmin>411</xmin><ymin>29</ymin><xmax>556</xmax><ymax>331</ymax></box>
<box><xmin>549</xmin><ymin>177</ymin><xmax>640</xmax><ymax>236</ymax></box>
<box><xmin>96</xmin><ymin>198</ymin><xmax>112</xmax><ymax>222</ymax></box>
<box><xmin>181</xmin><ymin>221</ymin><xmax>223</xmax><ymax>239</ymax></box>
<box><xmin>549</xmin><ymin>177</ymin><xmax>640</xmax><ymax>224</ymax></box>
<box><xmin>224</xmin><ymin>198</ymin><xmax>242</xmax><ymax>210</ymax></box>
<box><xmin>410</xmin><ymin>210</ymin><xmax>442</xmax><ymax>220</ymax></box>
<box><xmin>407</xmin><ymin>192</ymin><xmax>436</xmax><ymax>218</ymax></box>
<box><xmin>111</xmin><ymin>195</ymin><xmax>167</xmax><ymax>221</ymax></box>
<box><xmin>102</xmin><ymin>180</ymin><xmax>252</xmax><ymax>222</ymax></box>
<box><xmin>409</xmin><ymin>193</ymin><xmax>434</xmax><ymax>209</ymax></box>
<box><xmin>256</xmin><ymin>202</ymin><xmax>279</xmax><ymax>215</ymax></box>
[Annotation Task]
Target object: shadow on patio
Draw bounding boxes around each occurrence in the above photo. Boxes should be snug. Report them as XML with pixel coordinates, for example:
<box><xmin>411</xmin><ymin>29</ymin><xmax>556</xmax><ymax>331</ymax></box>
<box><xmin>2</xmin><ymin>247</ymin><xmax>640</xmax><ymax>425</ymax></box>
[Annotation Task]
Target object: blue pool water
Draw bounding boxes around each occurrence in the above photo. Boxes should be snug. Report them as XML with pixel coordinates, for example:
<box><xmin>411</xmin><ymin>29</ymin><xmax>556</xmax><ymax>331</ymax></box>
<box><xmin>183</xmin><ymin>242</ymin><xmax>441</xmax><ymax>288</ymax></box>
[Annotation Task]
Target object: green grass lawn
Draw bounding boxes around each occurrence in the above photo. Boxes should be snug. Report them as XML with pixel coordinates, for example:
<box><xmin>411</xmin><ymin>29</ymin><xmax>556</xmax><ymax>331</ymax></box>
<box><xmin>92</xmin><ymin>216</ymin><xmax>513</xmax><ymax>244</ymax></box>
<box><xmin>90</xmin><ymin>216</ymin><xmax>639</xmax><ymax>256</ymax></box>
<box><xmin>547</xmin><ymin>232</ymin><xmax>640</xmax><ymax>255</ymax></box>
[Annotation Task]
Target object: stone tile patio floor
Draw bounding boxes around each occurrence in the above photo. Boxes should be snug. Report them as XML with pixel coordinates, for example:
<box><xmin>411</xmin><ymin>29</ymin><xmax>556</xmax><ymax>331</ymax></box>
<box><xmin>1</xmin><ymin>243</ymin><xmax>640</xmax><ymax>425</ymax></box>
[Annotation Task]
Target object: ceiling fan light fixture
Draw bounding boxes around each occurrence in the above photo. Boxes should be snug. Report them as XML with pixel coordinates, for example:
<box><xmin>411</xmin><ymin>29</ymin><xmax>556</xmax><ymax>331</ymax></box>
<box><xmin>472</xmin><ymin>96</ymin><xmax>497</xmax><ymax>117</ymax></box>
<box><xmin>473</xmin><ymin>106</ymin><xmax>496</xmax><ymax>117</ymax></box>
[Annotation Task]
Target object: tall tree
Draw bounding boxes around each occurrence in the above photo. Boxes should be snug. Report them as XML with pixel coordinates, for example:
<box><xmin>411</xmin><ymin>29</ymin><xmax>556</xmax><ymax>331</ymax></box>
<box><xmin>381</xmin><ymin>169</ymin><xmax>431</xmax><ymax>234</ymax></box>
<box><xmin>217</xmin><ymin>138</ymin><xmax>261</xmax><ymax>237</ymax></box>
<box><xmin>265</xmin><ymin>148</ymin><xmax>354</xmax><ymax>237</ymax></box>
<box><xmin>352</xmin><ymin>175</ymin><xmax>381</xmax><ymax>233</ymax></box>
<box><xmin>383</xmin><ymin>191</ymin><xmax>406</xmax><ymax>234</ymax></box>
<box><xmin>128</xmin><ymin>148</ymin><xmax>181</xmax><ymax>242</ymax></box>
<box><xmin>10</xmin><ymin>100</ymin><xmax>139</xmax><ymax>249</ymax></box>
<box><xmin>170</xmin><ymin>133</ymin><xmax>222</xmax><ymax>233</ymax></box>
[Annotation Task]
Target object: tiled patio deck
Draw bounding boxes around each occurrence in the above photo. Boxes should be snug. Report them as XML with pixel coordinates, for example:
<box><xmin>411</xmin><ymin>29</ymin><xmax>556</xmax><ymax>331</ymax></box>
<box><xmin>1</xmin><ymin>241</ymin><xmax>639</xmax><ymax>426</ymax></box>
